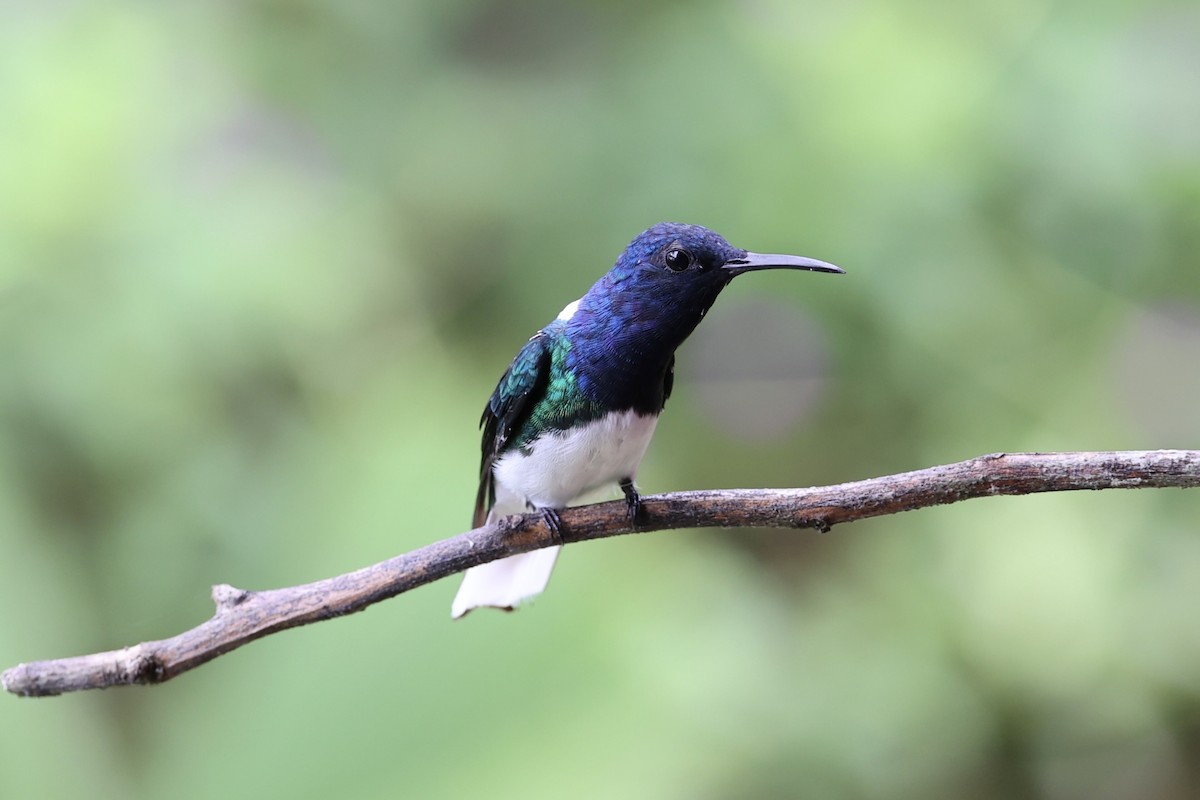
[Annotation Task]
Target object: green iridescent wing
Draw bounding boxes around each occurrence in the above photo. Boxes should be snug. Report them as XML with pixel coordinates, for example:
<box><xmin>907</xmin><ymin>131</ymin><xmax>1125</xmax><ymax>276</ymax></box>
<box><xmin>473</xmin><ymin>332</ymin><xmax>551</xmax><ymax>527</ymax></box>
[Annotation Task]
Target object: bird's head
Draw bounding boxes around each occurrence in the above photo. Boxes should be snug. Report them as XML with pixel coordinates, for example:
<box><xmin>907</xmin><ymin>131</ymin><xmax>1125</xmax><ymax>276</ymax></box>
<box><xmin>578</xmin><ymin>222</ymin><xmax>842</xmax><ymax>348</ymax></box>
<box><xmin>613</xmin><ymin>221</ymin><xmax>841</xmax><ymax>284</ymax></box>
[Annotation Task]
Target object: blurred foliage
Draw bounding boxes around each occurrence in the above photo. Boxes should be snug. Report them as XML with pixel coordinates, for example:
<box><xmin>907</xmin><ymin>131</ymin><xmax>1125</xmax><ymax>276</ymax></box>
<box><xmin>2</xmin><ymin>1</ymin><xmax>1199</xmax><ymax>798</ymax></box>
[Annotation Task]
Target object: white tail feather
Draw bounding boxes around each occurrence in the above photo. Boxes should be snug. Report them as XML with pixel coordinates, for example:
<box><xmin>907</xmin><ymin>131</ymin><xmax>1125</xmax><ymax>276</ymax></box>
<box><xmin>451</xmin><ymin>546</ymin><xmax>561</xmax><ymax>619</ymax></box>
<box><xmin>452</xmin><ymin>413</ymin><xmax>657</xmax><ymax>618</ymax></box>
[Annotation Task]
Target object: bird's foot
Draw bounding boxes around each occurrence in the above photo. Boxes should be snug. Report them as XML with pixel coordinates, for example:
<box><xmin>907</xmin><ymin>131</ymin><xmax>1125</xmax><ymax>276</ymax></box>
<box><xmin>619</xmin><ymin>478</ymin><xmax>642</xmax><ymax>525</ymax></box>
<box><xmin>540</xmin><ymin>507</ymin><xmax>564</xmax><ymax>545</ymax></box>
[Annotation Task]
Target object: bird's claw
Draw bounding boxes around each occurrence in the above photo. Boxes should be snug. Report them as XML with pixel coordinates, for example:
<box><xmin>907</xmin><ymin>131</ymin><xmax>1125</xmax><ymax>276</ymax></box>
<box><xmin>541</xmin><ymin>507</ymin><xmax>564</xmax><ymax>544</ymax></box>
<box><xmin>619</xmin><ymin>478</ymin><xmax>642</xmax><ymax>525</ymax></box>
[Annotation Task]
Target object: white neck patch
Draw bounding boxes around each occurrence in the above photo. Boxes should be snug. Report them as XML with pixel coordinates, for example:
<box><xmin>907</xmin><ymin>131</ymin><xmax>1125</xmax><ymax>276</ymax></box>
<box><xmin>556</xmin><ymin>298</ymin><xmax>581</xmax><ymax>321</ymax></box>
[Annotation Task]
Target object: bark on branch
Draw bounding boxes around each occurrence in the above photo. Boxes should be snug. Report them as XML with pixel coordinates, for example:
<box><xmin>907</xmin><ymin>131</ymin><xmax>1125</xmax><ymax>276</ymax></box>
<box><xmin>5</xmin><ymin>450</ymin><xmax>1198</xmax><ymax>697</ymax></box>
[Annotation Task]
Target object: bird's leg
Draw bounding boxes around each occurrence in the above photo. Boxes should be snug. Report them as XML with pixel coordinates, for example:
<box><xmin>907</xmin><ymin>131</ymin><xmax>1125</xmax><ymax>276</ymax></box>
<box><xmin>539</xmin><ymin>507</ymin><xmax>564</xmax><ymax>545</ymax></box>
<box><xmin>619</xmin><ymin>478</ymin><xmax>642</xmax><ymax>524</ymax></box>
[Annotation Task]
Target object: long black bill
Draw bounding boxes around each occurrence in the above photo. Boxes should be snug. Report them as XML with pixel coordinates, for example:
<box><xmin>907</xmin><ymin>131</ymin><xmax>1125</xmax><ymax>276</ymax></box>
<box><xmin>723</xmin><ymin>251</ymin><xmax>845</xmax><ymax>276</ymax></box>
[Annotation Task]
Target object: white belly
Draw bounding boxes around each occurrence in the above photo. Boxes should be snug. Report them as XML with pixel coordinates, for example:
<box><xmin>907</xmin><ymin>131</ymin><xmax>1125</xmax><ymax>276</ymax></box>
<box><xmin>492</xmin><ymin>410</ymin><xmax>659</xmax><ymax>510</ymax></box>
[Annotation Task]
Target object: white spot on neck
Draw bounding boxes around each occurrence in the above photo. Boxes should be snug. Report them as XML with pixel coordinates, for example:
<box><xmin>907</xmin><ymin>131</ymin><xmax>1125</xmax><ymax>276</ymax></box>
<box><xmin>556</xmin><ymin>298</ymin><xmax>581</xmax><ymax>321</ymax></box>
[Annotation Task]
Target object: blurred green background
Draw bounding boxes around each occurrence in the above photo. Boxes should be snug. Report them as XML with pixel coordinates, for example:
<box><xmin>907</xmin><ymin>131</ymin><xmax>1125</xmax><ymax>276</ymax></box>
<box><xmin>3</xmin><ymin>1</ymin><xmax>1199</xmax><ymax>798</ymax></box>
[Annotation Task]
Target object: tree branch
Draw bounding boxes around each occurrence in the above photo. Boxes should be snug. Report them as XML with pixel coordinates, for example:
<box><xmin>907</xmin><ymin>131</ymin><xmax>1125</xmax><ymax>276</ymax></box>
<box><xmin>5</xmin><ymin>450</ymin><xmax>1198</xmax><ymax>697</ymax></box>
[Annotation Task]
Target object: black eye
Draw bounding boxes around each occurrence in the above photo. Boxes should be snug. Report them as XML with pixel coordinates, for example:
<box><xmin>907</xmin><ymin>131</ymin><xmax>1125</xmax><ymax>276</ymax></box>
<box><xmin>664</xmin><ymin>248</ymin><xmax>692</xmax><ymax>272</ymax></box>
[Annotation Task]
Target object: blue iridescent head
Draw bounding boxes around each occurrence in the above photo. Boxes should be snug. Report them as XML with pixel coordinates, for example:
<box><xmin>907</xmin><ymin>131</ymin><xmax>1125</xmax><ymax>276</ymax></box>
<box><xmin>574</xmin><ymin>222</ymin><xmax>842</xmax><ymax>351</ymax></box>
<box><xmin>560</xmin><ymin>222</ymin><xmax>842</xmax><ymax>413</ymax></box>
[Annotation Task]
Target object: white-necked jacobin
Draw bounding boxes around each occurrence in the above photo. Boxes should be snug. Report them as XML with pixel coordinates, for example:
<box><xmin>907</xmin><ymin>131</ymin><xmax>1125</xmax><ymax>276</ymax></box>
<box><xmin>452</xmin><ymin>222</ymin><xmax>843</xmax><ymax>618</ymax></box>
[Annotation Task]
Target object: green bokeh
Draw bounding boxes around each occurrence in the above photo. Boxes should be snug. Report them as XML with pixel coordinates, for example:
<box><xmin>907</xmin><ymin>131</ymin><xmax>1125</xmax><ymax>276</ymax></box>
<box><xmin>2</xmin><ymin>2</ymin><xmax>1198</xmax><ymax>798</ymax></box>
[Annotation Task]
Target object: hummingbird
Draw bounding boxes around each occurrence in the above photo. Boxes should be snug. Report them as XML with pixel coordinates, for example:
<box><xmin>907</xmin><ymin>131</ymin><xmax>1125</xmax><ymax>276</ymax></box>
<box><xmin>451</xmin><ymin>222</ymin><xmax>843</xmax><ymax>618</ymax></box>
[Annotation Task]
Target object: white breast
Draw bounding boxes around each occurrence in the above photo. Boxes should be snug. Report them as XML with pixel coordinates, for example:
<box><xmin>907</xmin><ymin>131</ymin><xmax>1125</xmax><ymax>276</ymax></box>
<box><xmin>492</xmin><ymin>410</ymin><xmax>659</xmax><ymax>510</ymax></box>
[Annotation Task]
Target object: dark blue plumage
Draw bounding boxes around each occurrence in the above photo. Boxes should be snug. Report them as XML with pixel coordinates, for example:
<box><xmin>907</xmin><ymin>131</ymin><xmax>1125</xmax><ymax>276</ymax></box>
<box><xmin>454</xmin><ymin>222</ymin><xmax>843</xmax><ymax>617</ymax></box>
<box><xmin>566</xmin><ymin>223</ymin><xmax>753</xmax><ymax>413</ymax></box>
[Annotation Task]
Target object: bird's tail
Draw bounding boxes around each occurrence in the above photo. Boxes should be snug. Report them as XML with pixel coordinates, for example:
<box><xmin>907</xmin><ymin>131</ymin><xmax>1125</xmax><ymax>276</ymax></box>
<box><xmin>450</xmin><ymin>545</ymin><xmax>561</xmax><ymax>619</ymax></box>
<box><xmin>453</xmin><ymin>488</ymin><xmax>562</xmax><ymax>619</ymax></box>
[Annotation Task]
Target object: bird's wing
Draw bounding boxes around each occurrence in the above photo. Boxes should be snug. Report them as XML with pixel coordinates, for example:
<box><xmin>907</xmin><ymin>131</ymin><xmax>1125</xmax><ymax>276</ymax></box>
<box><xmin>473</xmin><ymin>332</ymin><xmax>552</xmax><ymax>527</ymax></box>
